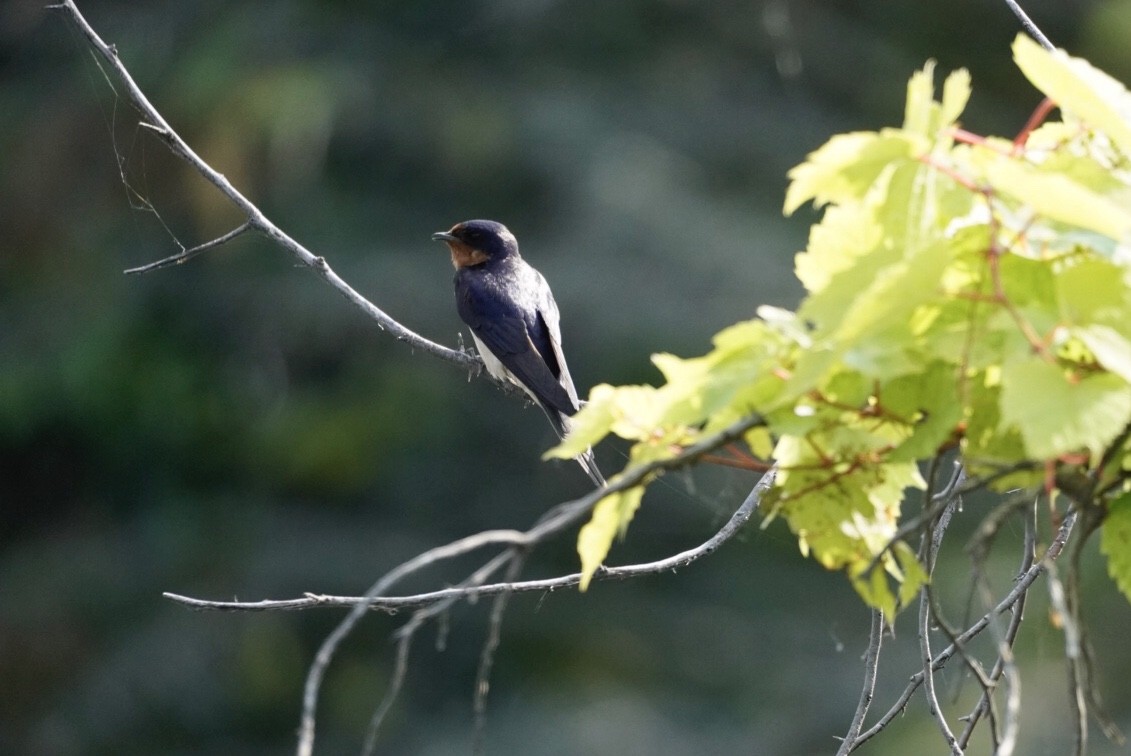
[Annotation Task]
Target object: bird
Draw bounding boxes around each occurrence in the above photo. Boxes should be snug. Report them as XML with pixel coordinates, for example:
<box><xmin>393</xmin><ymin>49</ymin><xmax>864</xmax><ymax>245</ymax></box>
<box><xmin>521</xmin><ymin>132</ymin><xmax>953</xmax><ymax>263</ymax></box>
<box><xmin>432</xmin><ymin>219</ymin><xmax>605</xmax><ymax>487</ymax></box>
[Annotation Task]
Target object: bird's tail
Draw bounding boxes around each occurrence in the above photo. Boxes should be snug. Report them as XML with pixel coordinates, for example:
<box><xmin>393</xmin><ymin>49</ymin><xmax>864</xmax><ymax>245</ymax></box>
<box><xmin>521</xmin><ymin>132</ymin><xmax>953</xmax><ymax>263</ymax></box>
<box><xmin>576</xmin><ymin>446</ymin><xmax>606</xmax><ymax>488</ymax></box>
<box><xmin>552</xmin><ymin>409</ymin><xmax>606</xmax><ymax>488</ymax></box>
<box><xmin>558</xmin><ymin>409</ymin><xmax>610</xmax><ymax>486</ymax></box>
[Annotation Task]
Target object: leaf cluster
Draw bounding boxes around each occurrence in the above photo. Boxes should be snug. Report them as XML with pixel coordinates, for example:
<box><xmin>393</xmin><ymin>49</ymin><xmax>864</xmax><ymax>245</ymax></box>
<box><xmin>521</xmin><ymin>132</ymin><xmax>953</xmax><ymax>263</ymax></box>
<box><xmin>551</xmin><ymin>35</ymin><xmax>1131</xmax><ymax>613</ymax></box>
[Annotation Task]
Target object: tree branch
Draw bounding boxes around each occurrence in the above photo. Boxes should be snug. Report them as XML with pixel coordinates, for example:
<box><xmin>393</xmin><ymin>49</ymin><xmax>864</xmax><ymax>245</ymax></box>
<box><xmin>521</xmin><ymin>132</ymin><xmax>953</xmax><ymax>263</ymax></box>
<box><xmin>835</xmin><ymin>608</ymin><xmax>884</xmax><ymax>756</ymax></box>
<box><xmin>850</xmin><ymin>508</ymin><xmax>1078</xmax><ymax>751</ymax></box>
<box><xmin>281</xmin><ymin>414</ymin><xmax>767</xmax><ymax>754</ymax></box>
<box><xmin>165</xmin><ymin>415</ymin><xmax>768</xmax><ymax>615</ymax></box>
<box><xmin>472</xmin><ymin>552</ymin><xmax>528</xmax><ymax>755</ymax></box>
<box><xmin>54</xmin><ymin>0</ymin><xmax>506</xmax><ymax>384</ymax></box>
<box><xmin>1001</xmin><ymin>0</ymin><xmax>1054</xmax><ymax>51</ymax></box>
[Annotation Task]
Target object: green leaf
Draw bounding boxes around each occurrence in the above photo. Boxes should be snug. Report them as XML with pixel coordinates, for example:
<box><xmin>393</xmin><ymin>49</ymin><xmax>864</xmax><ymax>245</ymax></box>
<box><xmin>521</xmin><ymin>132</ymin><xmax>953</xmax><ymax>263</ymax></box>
<box><xmin>940</xmin><ymin>68</ymin><xmax>972</xmax><ymax>128</ymax></box>
<box><xmin>795</xmin><ymin>204</ymin><xmax>884</xmax><ymax>295</ymax></box>
<box><xmin>1075</xmin><ymin>325</ymin><xmax>1131</xmax><ymax>383</ymax></box>
<box><xmin>903</xmin><ymin>60</ymin><xmax>939</xmax><ymax>137</ymax></box>
<box><xmin>1101</xmin><ymin>491</ymin><xmax>1131</xmax><ymax>605</ymax></box>
<box><xmin>851</xmin><ymin>562</ymin><xmax>898</xmax><ymax>617</ymax></box>
<box><xmin>784</xmin><ymin>131</ymin><xmax>918</xmax><ymax>215</ymax></box>
<box><xmin>577</xmin><ymin>485</ymin><xmax>644</xmax><ymax>591</ymax></box>
<box><xmin>831</xmin><ymin>237</ymin><xmax>954</xmax><ymax>344</ymax></box>
<box><xmin>894</xmin><ymin>541</ymin><xmax>930</xmax><ymax>607</ymax></box>
<box><xmin>1000</xmin><ymin>359</ymin><xmax>1131</xmax><ymax>459</ymax></box>
<box><xmin>546</xmin><ymin>384</ymin><xmax>619</xmax><ymax>458</ymax></box>
<box><xmin>883</xmin><ymin>362</ymin><xmax>964</xmax><ymax>461</ymax></box>
<box><xmin>1056</xmin><ymin>258</ymin><xmax>1129</xmax><ymax>323</ymax></box>
<box><xmin>744</xmin><ymin>426</ymin><xmax>775</xmax><ymax>459</ymax></box>
<box><xmin>903</xmin><ymin>61</ymin><xmax>971</xmax><ymax>138</ymax></box>
<box><xmin>1013</xmin><ymin>34</ymin><xmax>1131</xmax><ymax>158</ymax></box>
<box><xmin>984</xmin><ymin>154</ymin><xmax>1131</xmax><ymax>241</ymax></box>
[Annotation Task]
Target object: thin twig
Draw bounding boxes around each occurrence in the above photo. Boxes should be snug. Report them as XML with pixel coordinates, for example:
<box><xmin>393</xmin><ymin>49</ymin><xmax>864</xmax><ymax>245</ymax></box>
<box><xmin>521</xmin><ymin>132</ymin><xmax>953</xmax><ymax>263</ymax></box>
<box><xmin>917</xmin><ymin>459</ymin><xmax>962</xmax><ymax>755</ymax></box>
<box><xmin>1059</xmin><ymin>502</ymin><xmax>1115</xmax><ymax>756</ymax></box>
<box><xmin>919</xmin><ymin>586</ymin><xmax>961</xmax><ymax>754</ymax></box>
<box><xmin>921</xmin><ymin>476</ymin><xmax>1001</xmax><ymax>749</ymax></box>
<box><xmin>165</xmin><ymin>463</ymin><xmax>773</xmax><ymax>614</ymax></box>
<box><xmin>359</xmin><ymin>628</ymin><xmax>414</xmax><ymax>756</ymax></box>
<box><xmin>357</xmin><ymin>463</ymin><xmax>777</xmax><ymax>752</ymax></box>
<box><xmin>472</xmin><ymin>553</ymin><xmax>528</xmax><ymax>755</ymax></box>
<box><xmin>289</xmin><ymin>415</ymin><xmax>766</xmax><ymax>755</ymax></box>
<box><xmin>166</xmin><ymin>416</ymin><xmax>767</xmax><ymax>616</ymax></box>
<box><xmin>990</xmin><ymin>504</ymin><xmax>1035</xmax><ymax>756</ymax></box>
<box><xmin>968</xmin><ymin>502</ymin><xmax>1028</xmax><ymax>756</ymax></box>
<box><xmin>297</xmin><ymin>530</ymin><xmax>529</xmax><ymax>756</ymax></box>
<box><xmin>955</xmin><ymin>499</ymin><xmax>1032</xmax><ymax>749</ymax></box>
<box><xmin>123</xmin><ymin>221</ymin><xmax>252</xmax><ymax>274</ymax></box>
<box><xmin>55</xmin><ymin>0</ymin><xmax>495</xmax><ymax>380</ymax></box>
<box><xmin>1001</xmin><ymin>0</ymin><xmax>1055</xmax><ymax>51</ymax></box>
<box><xmin>356</xmin><ymin>547</ymin><xmax>522</xmax><ymax>756</ymax></box>
<box><xmin>835</xmin><ymin>608</ymin><xmax>884</xmax><ymax>756</ymax></box>
<box><xmin>850</xmin><ymin>509</ymin><xmax>1078</xmax><ymax>750</ymax></box>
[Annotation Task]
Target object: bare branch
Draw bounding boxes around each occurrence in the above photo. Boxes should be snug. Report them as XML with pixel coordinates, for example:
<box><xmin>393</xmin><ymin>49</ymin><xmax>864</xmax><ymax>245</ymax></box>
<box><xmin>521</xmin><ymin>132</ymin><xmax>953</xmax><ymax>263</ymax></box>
<box><xmin>919</xmin><ymin>465</ymin><xmax>1002</xmax><ymax>750</ymax></box>
<box><xmin>55</xmin><ymin>0</ymin><xmax>489</xmax><ymax>379</ymax></box>
<box><xmin>1001</xmin><ymin>0</ymin><xmax>1055</xmax><ymax>51</ymax></box>
<box><xmin>165</xmin><ymin>415</ymin><xmax>767</xmax><ymax>614</ymax></box>
<box><xmin>288</xmin><ymin>415</ymin><xmax>767</xmax><ymax>755</ymax></box>
<box><xmin>472</xmin><ymin>553</ymin><xmax>528</xmax><ymax>755</ymax></box>
<box><xmin>1058</xmin><ymin>503</ymin><xmax>1125</xmax><ymax>753</ymax></box>
<box><xmin>358</xmin><ymin>627</ymin><xmax>413</xmax><ymax>756</ymax></box>
<box><xmin>835</xmin><ymin>609</ymin><xmax>884</xmax><ymax>756</ymax></box>
<box><xmin>957</xmin><ymin>499</ymin><xmax>1037</xmax><ymax>750</ymax></box>
<box><xmin>850</xmin><ymin>509</ymin><xmax>1078</xmax><ymax>750</ymax></box>
<box><xmin>917</xmin><ymin>462</ymin><xmax>961</xmax><ymax>755</ymax></box>
<box><xmin>123</xmin><ymin>221</ymin><xmax>252</xmax><ymax>274</ymax></box>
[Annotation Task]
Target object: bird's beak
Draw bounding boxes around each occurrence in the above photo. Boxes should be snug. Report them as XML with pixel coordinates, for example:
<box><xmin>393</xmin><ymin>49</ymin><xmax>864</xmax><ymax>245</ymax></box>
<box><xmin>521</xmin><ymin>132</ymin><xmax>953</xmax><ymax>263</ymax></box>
<box><xmin>432</xmin><ymin>231</ymin><xmax>457</xmax><ymax>243</ymax></box>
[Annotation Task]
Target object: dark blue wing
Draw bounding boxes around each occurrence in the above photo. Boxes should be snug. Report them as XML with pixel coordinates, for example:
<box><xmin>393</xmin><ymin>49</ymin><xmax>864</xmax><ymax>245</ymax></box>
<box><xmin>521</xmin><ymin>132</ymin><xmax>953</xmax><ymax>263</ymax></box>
<box><xmin>456</xmin><ymin>271</ymin><xmax>578</xmax><ymax>417</ymax></box>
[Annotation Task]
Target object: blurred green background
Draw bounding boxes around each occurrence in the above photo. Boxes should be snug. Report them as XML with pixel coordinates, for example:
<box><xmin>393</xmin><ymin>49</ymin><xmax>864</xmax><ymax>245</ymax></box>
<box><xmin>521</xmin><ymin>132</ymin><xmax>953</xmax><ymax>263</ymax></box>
<box><xmin>4</xmin><ymin>1</ymin><xmax>1131</xmax><ymax>753</ymax></box>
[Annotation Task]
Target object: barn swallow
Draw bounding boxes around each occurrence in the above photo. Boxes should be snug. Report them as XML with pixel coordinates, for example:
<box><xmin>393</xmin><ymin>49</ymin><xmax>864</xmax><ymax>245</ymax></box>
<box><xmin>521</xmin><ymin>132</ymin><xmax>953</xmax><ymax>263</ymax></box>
<box><xmin>432</xmin><ymin>219</ymin><xmax>605</xmax><ymax>487</ymax></box>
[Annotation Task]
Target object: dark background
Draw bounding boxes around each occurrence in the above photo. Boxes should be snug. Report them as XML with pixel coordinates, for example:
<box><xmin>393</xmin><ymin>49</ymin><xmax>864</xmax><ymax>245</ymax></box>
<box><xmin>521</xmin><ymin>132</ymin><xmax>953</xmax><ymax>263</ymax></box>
<box><xmin>4</xmin><ymin>1</ymin><xmax>1131</xmax><ymax>753</ymax></box>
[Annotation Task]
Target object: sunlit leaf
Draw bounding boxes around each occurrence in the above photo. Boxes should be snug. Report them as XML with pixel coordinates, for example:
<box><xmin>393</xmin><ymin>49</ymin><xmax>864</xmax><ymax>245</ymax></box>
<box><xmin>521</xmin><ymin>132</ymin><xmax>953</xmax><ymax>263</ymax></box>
<box><xmin>984</xmin><ymin>154</ymin><xmax>1131</xmax><ymax>241</ymax></box>
<box><xmin>559</xmin><ymin>49</ymin><xmax>1131</xmax><ymax>614</ymax></box>
<box><xmin>1075</xmin><ymin>325</ymin><xmax>1131</xmax><ymax>383</ymax></box>
<box><xmin>851</xmin><ymin>561</ymin><xmax>898</xmax><ymax>617</ymax></box>
<box><xmin>577</xmin><ymin>485</ymin><xmax>645</xmax><ymax>591</ymax></box>
<box><xmin>903</xmin><ymin>60</ymin><xmax>938</xmax><ymax>137</ymax></box>
<box><xmin>1101</xmin><ymin>491</ymin><xmax>1131</xmax><ymax>606</ymax></box>
<box><xmin>1000</xmin><ymin>359</ymin><xmax>1131</xmax><ymax>459</ymax></box>
<box><xmin>940</xmin><ymin>68</ymin><xmax>972</xmax><ymax>128</ymax></box>
<box><xmin>784</xmin><ymin>131</ymin><xmax>919</xmax><ymax>215</ymax></box>
<box><xmin>894</xmin><ymin>541</ymin><xmax>929</xmax><ymax>607</ymax></box>
<box><xmin>1013</xmin><ymin>33</ymin><xmax>1131</xmax><ymax>158</ymax></box>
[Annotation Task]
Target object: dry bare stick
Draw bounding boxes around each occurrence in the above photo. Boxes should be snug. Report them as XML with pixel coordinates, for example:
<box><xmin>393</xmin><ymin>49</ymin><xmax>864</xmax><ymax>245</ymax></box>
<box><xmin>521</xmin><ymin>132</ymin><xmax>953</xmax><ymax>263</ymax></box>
<box><xmin>472</xmin><ymin>553</ymin><xmax>529</xmax><ymax>755</ymax></box>
<box><xmin>918</xmin><ymin>466</ymin><xmax>1007</xmax><ymax>751</ymax></box>
<box><xmin>123</xmin><ymin>219</ymin><xmax>252</xmax><ymax>273</ymax></box>
<box><xmin>834</xmin><ymin>608</ymin><xmax>884</xmax><ymax>756</ymax></box>
<box><xmin>1001</xmin><ymin>0</ymin><xmax>1054</xmax><ymax>51</ymax></box>
<box><xmin>1058</xmin><ymin>501</ymin><xmax>1127</xmax><ymax>755</ymax></box>
<box><xmin>166</xmin><ymin>416</ymin><xmax>769</xmax><ymax>616</ymax></box>
<box><xmin>916</xmin><ymin>464</ymin><xmax>962</xmax><ymax>755</ymax></box>
<box><xmin>164</xmin><ymin>461</ymin><xmax>774</xmax><ymax>613</ymax></box>
<box><xmin>956</xmin><ymin>499</ymin><xmax>1037</xmax><ymax>751</ymax></box>
<box><xmin>359</xmin><ymin>548</ymin><xmax>517</xmax><ymax>756</ymax></box>
<box><xmin>352</xmin><ymin>464</ymin><xmax>777</xmax><ymax>753</ymax></box>
<box><xmin>965</xmin><ymin>501</ymin><xmax>1031</xmax><ymax>756</ymax></box>
<box><xmin>296</xmin><ymin>531</ymin><xmax>530</xmax><ymax>756</ymax></box>
<box><xmin>289</xmin><ymin>415</ymin><xmax>767</xmax><ymax>755</ymax></box>
<box><xmin>849</xmin><ymin>509</ymin><xmax>1078</xmax><ymax>752</ymax></box>
<box><xmin>53</xmin><ymin>0</ymin><xmax>516</xmax><ymax>390</ymax></box>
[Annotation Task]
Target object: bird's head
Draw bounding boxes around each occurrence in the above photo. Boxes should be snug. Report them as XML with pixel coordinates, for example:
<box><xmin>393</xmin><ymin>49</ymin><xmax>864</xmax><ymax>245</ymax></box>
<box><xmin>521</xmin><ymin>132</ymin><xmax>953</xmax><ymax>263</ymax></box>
<box><xmin>432</xmin><ymin>219</ymin><xmax>519</xmax><ymax>269</ymax></box>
